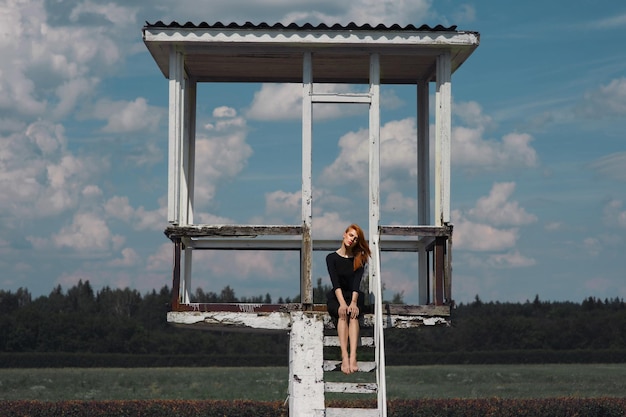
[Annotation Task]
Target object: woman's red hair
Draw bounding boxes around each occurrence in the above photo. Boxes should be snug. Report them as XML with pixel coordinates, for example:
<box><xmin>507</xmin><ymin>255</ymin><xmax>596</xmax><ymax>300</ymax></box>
<box><xmin>346</xmin><ymin>224</ymin><xmax>371</xmax><ymax>271</ymax></box>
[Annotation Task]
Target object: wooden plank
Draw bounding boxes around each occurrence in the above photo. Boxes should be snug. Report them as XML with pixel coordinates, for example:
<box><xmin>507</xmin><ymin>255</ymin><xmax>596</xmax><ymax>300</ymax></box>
<box><xmin>418</xmin><ymin>80</ymin><xmax>430</xmax><ymax>306</ymax></box>
<box><xmin>172</xmin><ymin>303</ymin><xmax>303</xmax><ymax>313</ymax></box>
<box><xmin>323</xmin><ymin>360</ymin><xmax>376</xmax><ymax>372</ymax></box>
<box><xmin>179</xmin><ymin>236</ymin><xmax>434</xmax><ymax>252</ymax></box>
<box><xmin>326</xmin><ymin>408</ymin><xmax>379</xmax><ymax>417</ymax></box>
<box><xmin>167</xmin><ymin>311</ymin><xmax>293</xmax><ymax>332</ymax></box>
<box><xmin>435</xmin><ymin>51</ymin><xmax>452</xmax><ymax>225</ymax></box>
<box><xmin>311</xmin><ymin>93</ymin><xmax>371</xmax><ymax>103</ymax></box>
<box><xmin>323</xmin><ymin>336</ymin><xmax>374</xmax><ymax>347</ymax></box>
<box><xmin>383</xmin><ymin>304</ymin><xmax>450</xmax><ymax>316</ymax></box>
<box><xmin>379</xmin><ymin>225</ymin><xmax>452</xmax><ymax>237</ymax></box>
<box><xmin>301</xmin><ymin>52</ymin><xmax>313</xmax><ymax>306</ymax></box>
<box><xmin>164</xmin><ymin>224</ymin><xmax>301</xmax><ymax>239</ymax></box>
<box><xmin>170</xmin><ymin>303</ymin><xmax>448</xmax><ymax>316</ymax></box>
<box><xmin>324</xmin><ymin>382</ymin><xmax>377</xmax><ymax>394</ymax></box>
<box><xmin>167</xmin><ymin>47</ymin><xmax>183</xmax><ymax>224</ymax></box>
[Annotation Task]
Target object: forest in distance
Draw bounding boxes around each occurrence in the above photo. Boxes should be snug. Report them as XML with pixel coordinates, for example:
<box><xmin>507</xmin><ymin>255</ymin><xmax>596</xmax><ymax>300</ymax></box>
<box><xmin>1</xmin><ymin>279</ymin><xmax>625</xmax><ymax>366</ymax></box>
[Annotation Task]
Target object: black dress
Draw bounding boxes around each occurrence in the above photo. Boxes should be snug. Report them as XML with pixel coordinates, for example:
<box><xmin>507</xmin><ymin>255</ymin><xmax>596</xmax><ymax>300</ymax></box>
<box><xmin>326</xmin><ymin>251</ymin><xmax>365</xmax><ymax>319</ymax></box>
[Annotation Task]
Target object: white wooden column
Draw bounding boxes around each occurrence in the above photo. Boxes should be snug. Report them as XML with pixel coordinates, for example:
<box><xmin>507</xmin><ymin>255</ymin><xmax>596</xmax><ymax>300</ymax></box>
<box><xmin>435</xmin><ymin>52</ymin><xmax>451</xmax><ymax>226</ymax></box>
<box><xmin>417</xmin><ymin>79</ymin><xmax>430</xmax><ymax>305</ymax></box>
<box><xmin>181</xmin><ymin>79</ymin><xmax>197</xmax><ymax>304</ymax></box>
<box><xmin>301</xmin><ymin>52</ymin><xmax>313</xmax><ymax>305</ymax></box>
<box><xmin>167</xmin><ymin>47</ymin><xmax>185</xmax><ymax>225</ymax></box>
<box><xmin>368</xmin><ymin>53</ymin><xmax>381</xmax><ymax>303</ymax></box>
<box><xmin>289</xmin><ymin>312</ymin><xmax>324</xmax><ymax>417</ymax></box>
<box><xmin>185</xmin><ymin>78</ymin><xmax>197</xmax><ymax>226</ymax></box>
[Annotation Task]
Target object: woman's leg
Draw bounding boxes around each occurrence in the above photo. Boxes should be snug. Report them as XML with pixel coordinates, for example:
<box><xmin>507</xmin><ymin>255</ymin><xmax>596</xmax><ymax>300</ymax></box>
<box><xmin>348</xmin><ymin>317</ymin><xmax>360</xmax><ymax>373</ymax></box>
<box><xmin>337</xmin><ymin>317</ymin><xmax>351</xmax><ymax>374</ymax></box>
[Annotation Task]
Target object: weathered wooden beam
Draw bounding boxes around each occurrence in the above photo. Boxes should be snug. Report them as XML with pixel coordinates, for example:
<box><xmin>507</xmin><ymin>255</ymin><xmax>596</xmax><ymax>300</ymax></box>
<box><xmin>179</xmin><ymin>237</ymin><xmax>432</xmax><ymax>252</ymax></box>
<box><xmin>164</xmin><ymin>224</ymin><xmax>302</xmax><ymax>239</ymax></box>
<box><xmin>434</xmin><ymin>236</ymin><xmax>445</xmax><ymax>305</ymax></box>
<box><xmin>166</xmin><ymin>308</ymin><xmax>450</xmax><ymax>331</ymax></box>
<box><xmin>171</xmin><ymin>239</ymin><xmax>182</xmax><ymax>310</ymax></box>
<box><xmin>379</xmin><ymin>224</ymin><xmax>452</xmax><ymax>237</ymax></box>
<box><xmin>172</xmin><ymin>302</ymin><xmax>306</xmax><ymax>313</ymax></box>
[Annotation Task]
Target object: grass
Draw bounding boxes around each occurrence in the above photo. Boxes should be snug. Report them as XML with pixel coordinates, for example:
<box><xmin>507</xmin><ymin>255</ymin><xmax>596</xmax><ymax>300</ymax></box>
<box><xmin>0</xmin><ymin>364</ymin><xmax>625</xmax><ymax>402</ymax></box>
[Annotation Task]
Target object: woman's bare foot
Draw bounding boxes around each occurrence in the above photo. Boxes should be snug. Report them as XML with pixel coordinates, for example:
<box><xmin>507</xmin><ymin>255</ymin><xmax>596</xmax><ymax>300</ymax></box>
<box><xmin>349</xmin><ymin>358</ymin><xmax>359</xmax><ymax>373</ymax></box>
<box><xmin>341</xmin><ymin>357</ymin><xmax>351</xmax><ymax>374</ymax></box>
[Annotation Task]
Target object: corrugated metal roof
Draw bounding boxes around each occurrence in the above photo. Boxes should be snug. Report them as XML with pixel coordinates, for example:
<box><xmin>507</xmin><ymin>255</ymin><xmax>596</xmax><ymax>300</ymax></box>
<box><xmin>143</xmin><ymin>21</ymin><xmax>459</xmax><ymax>32</ymax></box>
<box><xmin>142</xmin><ymin>21</ymin><xmax>479</xmax><ymax>83</ymax></box>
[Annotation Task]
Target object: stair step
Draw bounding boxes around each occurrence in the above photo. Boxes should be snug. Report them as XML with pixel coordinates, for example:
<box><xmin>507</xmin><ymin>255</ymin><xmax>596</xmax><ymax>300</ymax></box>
<box><xmin>323</xmin><ymin>336</ymin><xmax>375</xmax><ymax>347</ymax></box>
<box><xmin>311</xmin><ymin>93</ymin><xmax>372</xmax><ymax>104</ymax></box>
<box><xmin>324</xmin><ymin>382</ymin><xmax>378</xmax><ymax>394</ymax></box>
<box><xmin>323</xmin><ymin>360</ymin><xmax>376</xmax><ymax>372</ymax></box>
<box><xmin>325</xmin><ymin>407</ymin><xmax>380</xmax><ymax>417</ymax></box>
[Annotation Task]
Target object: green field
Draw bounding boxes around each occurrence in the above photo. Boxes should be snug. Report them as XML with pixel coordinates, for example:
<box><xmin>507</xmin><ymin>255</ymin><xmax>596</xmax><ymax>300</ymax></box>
<box><xmin>1</xmin><ymin>364</ymin><xmax>625</xmax><ymax>402</ymax></box>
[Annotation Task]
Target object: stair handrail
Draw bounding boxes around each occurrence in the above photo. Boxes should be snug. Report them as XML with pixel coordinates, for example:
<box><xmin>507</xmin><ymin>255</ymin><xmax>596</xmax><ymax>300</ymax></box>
<box><xmin>372</xmin><ymin>233</ymin><xmax>387</xmax><ymax>417</ymax></box>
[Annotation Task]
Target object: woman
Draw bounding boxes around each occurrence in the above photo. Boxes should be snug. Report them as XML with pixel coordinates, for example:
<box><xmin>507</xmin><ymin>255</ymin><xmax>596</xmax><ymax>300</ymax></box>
<box><xmin>326</xmin><ymin>223</ymin><xmax>371</xmax><ymax>374</ymax></box>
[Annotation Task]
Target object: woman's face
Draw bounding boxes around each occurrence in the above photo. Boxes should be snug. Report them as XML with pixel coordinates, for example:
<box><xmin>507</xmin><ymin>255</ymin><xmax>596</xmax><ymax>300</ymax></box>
<box><xmin>343</xmin><ymin>228</ymin><xmax>359</xmax><ymax>248</ymax></box>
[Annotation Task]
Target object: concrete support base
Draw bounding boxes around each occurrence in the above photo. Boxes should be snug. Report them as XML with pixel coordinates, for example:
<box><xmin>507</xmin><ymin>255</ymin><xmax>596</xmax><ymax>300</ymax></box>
<box><xmin>289</xmin><ymin>311</ymin><xmax>325</xmax><ymax>417</ymax></box>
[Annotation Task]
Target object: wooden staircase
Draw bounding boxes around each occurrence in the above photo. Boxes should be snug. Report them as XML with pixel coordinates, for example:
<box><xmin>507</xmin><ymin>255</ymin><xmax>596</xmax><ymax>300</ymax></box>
<box><xmin>323</xmin><ymin>234</ymin><xmax>387</xmax><ymax>417</ymax></box>
<box><xmin>323</xmin><ymin>333</ymin><xmax>380</xmax><ymax>417</ymax></box>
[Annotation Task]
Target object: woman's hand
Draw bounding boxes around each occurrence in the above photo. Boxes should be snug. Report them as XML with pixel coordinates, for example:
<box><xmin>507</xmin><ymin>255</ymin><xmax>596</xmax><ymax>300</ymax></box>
<box><xmin>338</xmin><ymin>303</ymin><xmax>349</xmax><ymax>320</ymax></box>
<box><xmin>347</xmin><ymin>301</ymin><xmax>359</xmax><ymax>319</ymax></box>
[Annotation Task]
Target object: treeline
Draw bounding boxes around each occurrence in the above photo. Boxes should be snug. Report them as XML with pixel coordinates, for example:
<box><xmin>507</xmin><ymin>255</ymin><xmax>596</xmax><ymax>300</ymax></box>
<box><xmin>1</xmin><ymin>281</ymin><xmax>625</xmax><ymax>366</ymax></box>
<box><xmin>385</xmin><ymin>294</ymin><xmax>626</xmax><ymax>364</ymax></box>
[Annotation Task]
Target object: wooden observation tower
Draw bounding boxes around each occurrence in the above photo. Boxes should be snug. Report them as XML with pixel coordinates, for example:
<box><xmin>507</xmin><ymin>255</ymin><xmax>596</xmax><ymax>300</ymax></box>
<box><xmin>143</xmin><ymin>21</ymin><xmax>479</xmax><ymax>417</ymax></box>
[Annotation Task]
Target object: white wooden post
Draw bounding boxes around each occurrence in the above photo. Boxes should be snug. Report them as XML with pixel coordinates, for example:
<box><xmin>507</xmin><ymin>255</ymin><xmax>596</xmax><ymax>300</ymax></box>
<box><xmin>417</xmin><ymin>80</ymin><xmax>430</xmax><ymax>305</ymax></box>
<box><xmin>368</xmin><ymin>53</ymin><xmax>381</xmax><ymax>303</ymax></box>
<box><xmin>301</xmin><ymin>52</ymin><xmax>313</xmax><ymax>305</ymax></box>
<box><xmin>289</xmin><ymin>312</ymin><xmax>324</xmax><ymax>417</ymax></box>
<box><xmin>435</xmin><ymin>52</ymin><xmax>451</xmax><ymax>226</ymax></box>
<box><xmin>181</xmin><ymin>79</ymin><xmax>196</xmax><ymax>304</ymax></box>
<box><xmin>167</xmin><ymin>47</ymin><xmax>185</xmax><ymax>225</ymax></box>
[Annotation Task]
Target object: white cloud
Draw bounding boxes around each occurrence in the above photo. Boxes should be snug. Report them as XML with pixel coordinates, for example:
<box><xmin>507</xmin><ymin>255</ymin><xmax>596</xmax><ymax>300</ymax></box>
<box><xmin>53</xmin><ymin>212</ymin><xmax>124</xmax><ymax>252</ymax></box>
<box><xmin>0</xmin><ymin>120</ymin><xmax>104</xmax><ymax>218</ymax></box>
<box><xmin>108</xmin><ymin>247</ymin><xmax>140</xmax><ymax>267</ymax></box>
<box><xmin>321</xmin><ymin>102</ymin><xmax>539</xmax><ymax>192</ymax></box>
<box><xmin>603</xmin><ymin>199</ymin><xmax>626</xmax><ymax>229</ymax></box>
<box><xmin>576</xmin><ymin>78</ymin><xmax>626</xmax><ymax>119</ymax></box>
<box><xmin>452</xmin><ymin>125</ymin><xmax>538</xmax><ymax>171</ymax></box>
<box><xmin>134</xmin><ymin>206</ymin><xmax>166</xmax><ymax>231</ymax></box>
<box><xmin>486</xmin><ymin>250</ymin><xmax>536</xmax><ymax>268</ymax></box>
<box><xmin>69</xmin><ymin>1</ymin><xmax>138</xmax><ymax>26</ymax></box>
<box><xmin>146</xmin><ymin>243</ymin><xmax>171</xmax><ymax>271</ymax></box>
<box><xmin>544</xmin><ymin>222</ymin><xmax>562</xmax><ymax>231</ymax></box>
<box><xmin>321</xmin><ymin>117</ymin><xmax>418</xmax><ymax>187</ymax></box>
<box><xmin>591</xmin><ymin>13</ymin><xmax>626</xmax><ymax>30</ymax></box>
<box><xmin>311</xmin><ymin>212</ymin><xmax>351</xmax><ymax>239</ymax></box>
<box><xmin>246</xmin><ymin>83</ymin><xmax>367</xmax><ymax>121</ymax></box>
<box><xmin>194</xmin><ymin>109</ymin><xmax>253</xmax><ymax>208</ymax></box>
<box><xmin>382</xmin><ymin>191</ymin><xmax>417</xmax><ymax>215</ymax></box>
<box><xmin>452</xmin><ymin>211</ymin><xmax>519</xmax><ymax>252</ymax></box>
<box><xmin>588</xmin><ymin>152</ymin><xmax>626</xmax><ymax>182</ymax></box>
<box><xmin>468</xmin><ymin>182</ymin><xmax>537</xmax><ymax>226</ymax></box>
<box><xmin>104</xmin><ymin>195</ymin><xmax>165</xmax><ymax>231</ymax></box>
<box><xmin>53</xmin><ymin>77</ymin><xmax>99</xmax><ymax>119</ymax></box>
<box><xmin>284</xmin><ymin>0</ymin><xmax>432</xmax><ymax>25</ymax></box>
<box><xmin>266</xmin><ymin>190</ymin><xmax>301</xmax><ymax>218</ymax></box>
<box><xmin>191</xmin><ymin>251</ymin><xmax>278</xmax><ymax>282</ymax></box>
<box><xmin>451</xmin><ymin>101</ymin><xmax>538</xmax><ymax>172</ymax></box>
<box><xmin>583</xmin><ymin>237</ymin><xmax>600</xmax><ymax>257</ymax></box>
<box><xmin>82</xmin><ymin>185</ymin><xmax>103</xmax><ymax>198</ymax></box>
<box><xmin>213</xmin><ymin>106</ymin><xmax>237</xmax><ymax>118</ymax></box>
<box><xmin>95</xmin><ymin>97</ymin><xmax>162</xmax><ymax>133</ymax></box>
<box><xmin>0</xmin><ymin>0</ymin><xmax>132</xmax><ymax>122</ymax></box>
<box><xmin>105</xmin><ymin>196</ymin><xmax>135</xmax><ymax>222</ymax></box>
<box><xmin>452</xmin><ymin>182</ymin><xmax>536</xmax><ymax>259</ymax></box>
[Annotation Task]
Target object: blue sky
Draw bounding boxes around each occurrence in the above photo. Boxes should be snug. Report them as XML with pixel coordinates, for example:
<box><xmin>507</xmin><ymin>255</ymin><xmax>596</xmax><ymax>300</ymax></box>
<box><xmin>1</xmin><ymin>0</ymin><xmax>625</xmax><ymax>305</ymax></box>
